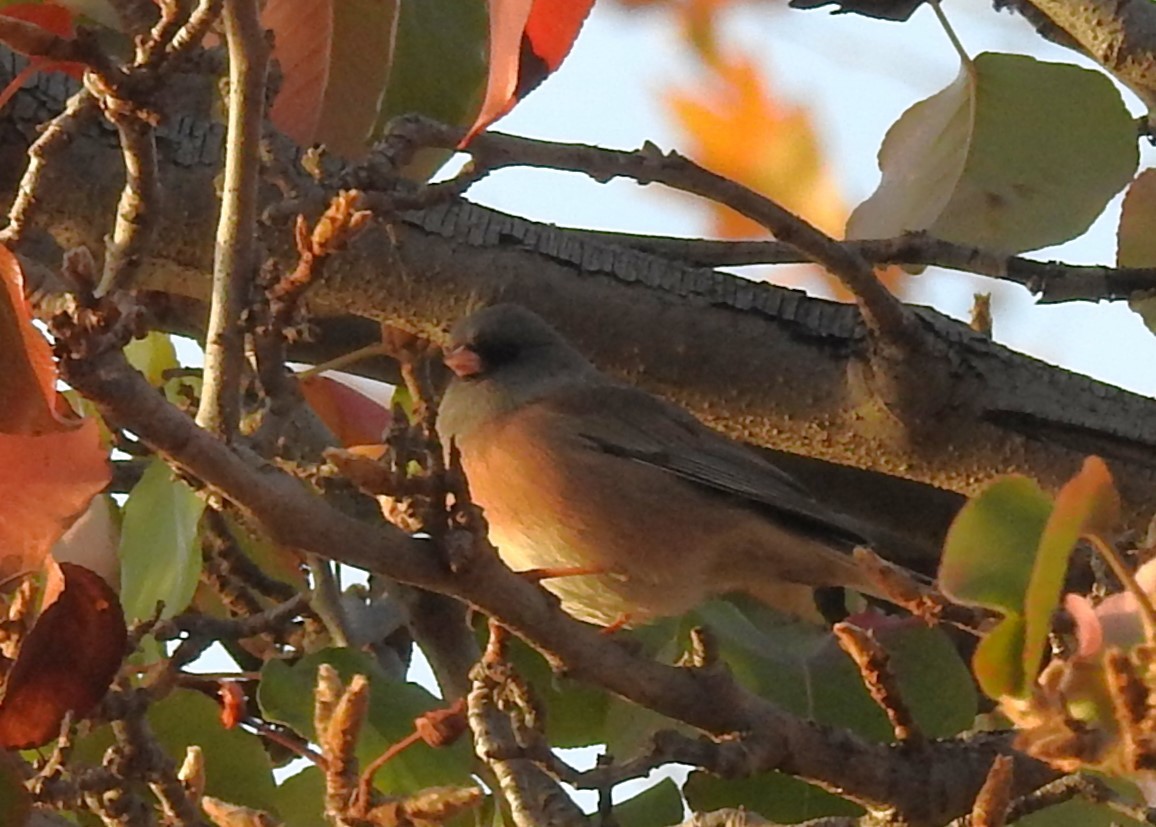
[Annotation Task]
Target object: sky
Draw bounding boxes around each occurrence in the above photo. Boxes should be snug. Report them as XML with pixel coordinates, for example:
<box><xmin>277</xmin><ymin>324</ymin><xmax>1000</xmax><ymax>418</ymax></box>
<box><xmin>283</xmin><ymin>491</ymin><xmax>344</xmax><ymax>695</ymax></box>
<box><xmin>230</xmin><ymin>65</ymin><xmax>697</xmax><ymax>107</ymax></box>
<box><xmin>456</xmin><ymin>0</ymin><xmax>1156</xmax><ymax>398</ymax></box>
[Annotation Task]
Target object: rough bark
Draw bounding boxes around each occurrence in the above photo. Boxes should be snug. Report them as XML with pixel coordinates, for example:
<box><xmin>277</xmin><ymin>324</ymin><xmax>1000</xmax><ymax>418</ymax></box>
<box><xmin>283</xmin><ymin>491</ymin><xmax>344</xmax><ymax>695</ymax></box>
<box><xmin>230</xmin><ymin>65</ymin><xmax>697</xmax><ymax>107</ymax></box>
<box><xmin>6</xmin><ymin>46</ymin><xmax>1156</xmax><ymax>547</ymax></box>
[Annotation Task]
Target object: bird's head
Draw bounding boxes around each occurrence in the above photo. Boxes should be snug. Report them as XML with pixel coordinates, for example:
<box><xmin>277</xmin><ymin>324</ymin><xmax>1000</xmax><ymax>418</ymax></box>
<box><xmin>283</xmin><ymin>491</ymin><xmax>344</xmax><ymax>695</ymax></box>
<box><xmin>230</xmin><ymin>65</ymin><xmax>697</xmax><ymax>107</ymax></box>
<box><xmin>438</xmin><ymin>304</ymin><xmax>597</xmax><ymax>438</ymax></box>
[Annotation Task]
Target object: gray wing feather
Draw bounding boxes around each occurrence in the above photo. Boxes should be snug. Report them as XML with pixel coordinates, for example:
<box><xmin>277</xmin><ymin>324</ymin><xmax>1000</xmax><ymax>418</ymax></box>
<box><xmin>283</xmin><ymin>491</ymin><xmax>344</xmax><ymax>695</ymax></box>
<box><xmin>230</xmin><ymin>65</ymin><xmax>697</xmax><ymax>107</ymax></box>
<box><xmin>548</xmin><ymin>383</ymin><xmax>870</xmax><ymax>547</ymax></box>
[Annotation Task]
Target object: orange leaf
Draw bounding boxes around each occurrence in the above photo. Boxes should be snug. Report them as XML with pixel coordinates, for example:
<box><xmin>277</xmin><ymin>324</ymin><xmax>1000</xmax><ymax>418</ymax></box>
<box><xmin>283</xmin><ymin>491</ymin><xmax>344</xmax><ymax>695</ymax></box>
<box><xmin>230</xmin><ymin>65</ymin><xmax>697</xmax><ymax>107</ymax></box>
<box><xmin>0</xmin><ymin>246</ymin><xmax>111</xmax><ymax>577</ymax></box>
<box><xmin>0</xmin><ymin>424</ymin><xmax>111</xmax><ymax>581</ymax></box>
<box><xmin>668</xmin><ymin>54</ymin><xmax>847</xmax><ymax>240</ymax></box>
<box><xmin>299</xmin><ymin>374</ymin><xmax>392</xmax><ymax>447</ymax></box>
<box><xmin>218</xmin><ymin>681</ymin><xmax>245</xmax><ymax>729</ymax></box>
<box><xmin>0</xmin><ymin>245</ymin><xmax>60</xmax><ymax>434</ymax></box>
<box><xmin>462</xmin><ymin>0</ymin><xmax>594</xmax><ymax>144</ymax></box>
<box><xmin>0</xmin><ymin>561</ymin><xmax>126</xmax><ymax>749</ymax></box>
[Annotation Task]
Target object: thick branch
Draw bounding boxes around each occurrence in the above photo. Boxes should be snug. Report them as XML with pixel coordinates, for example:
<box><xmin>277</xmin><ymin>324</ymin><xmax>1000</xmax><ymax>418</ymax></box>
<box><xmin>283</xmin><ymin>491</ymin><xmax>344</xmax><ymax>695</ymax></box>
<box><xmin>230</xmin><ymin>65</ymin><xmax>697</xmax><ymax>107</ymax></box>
<box><xmin>1011</xmin><ymin>0</ymin><xmax>1156</xmax><ymax>111</ymax></box>
<box><xmin>8</xmin><ymin>51</ymin><xmax>1156</xmax><ymax>536</ymax></box>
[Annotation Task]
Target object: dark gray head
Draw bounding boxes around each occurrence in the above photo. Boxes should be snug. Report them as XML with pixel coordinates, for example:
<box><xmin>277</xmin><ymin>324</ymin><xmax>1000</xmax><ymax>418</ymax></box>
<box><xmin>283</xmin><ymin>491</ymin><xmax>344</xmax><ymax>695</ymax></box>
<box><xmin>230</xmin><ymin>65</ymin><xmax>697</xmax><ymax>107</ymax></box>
<box><xmin>437</xmin><ymin>305</ymin><xmax>599</xmax><ymax>441</ymax></box>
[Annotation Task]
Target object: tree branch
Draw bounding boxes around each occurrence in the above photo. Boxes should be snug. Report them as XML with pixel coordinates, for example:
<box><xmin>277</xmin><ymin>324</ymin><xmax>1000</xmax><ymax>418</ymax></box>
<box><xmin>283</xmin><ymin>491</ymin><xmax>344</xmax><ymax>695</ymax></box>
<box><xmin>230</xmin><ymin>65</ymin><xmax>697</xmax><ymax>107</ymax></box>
<box><xmin>55</xmin><ymin>327</ymin><xmax>1060</xmax><ymax>827</ymax></box>
<box><xmin>196</xmin><ymin>0</ymin><xmax>266</xmax><ymax>437</ymax></box>
<box><xmin>8</xmin><ymin>50</ymin><xmax>1156</xmax><ymax>532</ymax></box>
<box><xmin>1010</xmin><ymin>0</ymin><xmax>1156</xmax><ymax>113</ymax></box>
<box><xmin>564</xmin><ymin>230</ymin><xmax>1156</xmax><ymax>304</ymax></box>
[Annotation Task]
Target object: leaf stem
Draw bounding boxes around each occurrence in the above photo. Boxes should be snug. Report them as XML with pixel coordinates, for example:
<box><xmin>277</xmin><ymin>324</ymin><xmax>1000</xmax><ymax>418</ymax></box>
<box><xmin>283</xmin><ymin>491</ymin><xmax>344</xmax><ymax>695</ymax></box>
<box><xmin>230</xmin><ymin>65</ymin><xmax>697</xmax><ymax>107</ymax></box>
<box><xmin>297</xmin><ymin>343</ymin><xmax>390</xmax><ymax>380</ymax></box>
<box><xmin>930</xmin><ymin>0</ymin><xmax>972</xmax><ymax>69</ymax></box>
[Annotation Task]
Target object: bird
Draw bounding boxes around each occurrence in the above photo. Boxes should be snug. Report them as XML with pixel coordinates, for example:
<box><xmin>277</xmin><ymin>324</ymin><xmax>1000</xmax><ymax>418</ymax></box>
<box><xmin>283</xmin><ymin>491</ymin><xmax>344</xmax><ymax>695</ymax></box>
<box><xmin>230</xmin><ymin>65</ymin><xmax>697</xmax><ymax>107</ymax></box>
<box><xmin>436</xmin><ymin>303</ymin><xmax>897</xmax><ymax>628</ymax></box>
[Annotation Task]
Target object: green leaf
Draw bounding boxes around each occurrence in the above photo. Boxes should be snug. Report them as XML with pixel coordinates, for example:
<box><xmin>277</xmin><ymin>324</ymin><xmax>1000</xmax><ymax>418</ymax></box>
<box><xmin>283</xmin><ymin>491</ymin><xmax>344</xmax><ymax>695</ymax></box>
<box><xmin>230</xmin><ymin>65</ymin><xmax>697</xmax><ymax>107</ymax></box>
<box><xmin>1119</xmin><ymin>170</ymin><xmax>1156</xmax><ymax>332</ymax></box>
<box><xmin>370</xmin><ymin>0</ymin><xmax>487</xmax><ymax>175</ymax></box>
<box><xmin>690</xmin><ymin>600</ymin><xmax>975</xmax><ymax>740</ymax></box>
<box><xmin>684</xmin><ymin>771</ymin><xmax>862</xmax><ymax>823</ymax></box>
<box><xmin>848</xmin><ymin>53</ymin><xmax>1138</xmax><ymax>253</ymax></box>
<box><xmin>258</xmin><ymin>648</ymin><xmax>475</xmax><ymax>793</ymax></box>
<box><xmin>147</xmin><ymin>690</ymin><xmax>281</xmax><ymax>814</ymax></box>
<box><xmin>379</xmin><ymin>0</ymin><xmax>486</xmax><ymax>126</ymax></box>
<box><xmin>1024</xmin><ymin>457</ymin><xmax>1118</xmax><ymax>690</ymax></box>
<box><xmin>123</xmin><ymin>331</ymin><xmax>178</xmax><ymax>388</ymax></box>
<box><xmin>613</xmin><ymin>779</ymin><xmax>684</xmax><ymax>827</ymax></box>
<box><xmin>939</xmin><ymin>476</ymin><xmax>1049</xmax><ymax>698</ymax></box>
<box><xmin>871</xmin><ymin>620</ymin><xmax>978</xmax><ymax>737</ymax></box>
<box><xmin>0</xmin><ymin>753</ymin><xmax>30</xmax><ymax>827</ymax></box>
<box><xmin>971</xmin><ymin>614</ymin><xmax>1027</xmax><ymax>699</ymax></box>
<box><xmin>274</xmin><ymin>768</ymin><xmax>326</xmax><ymax>827</ymax></box>
<box><xmin>118</xmin><ymin>458</ymin><xmax>205</xmax><ymax>623</ymax></box>
<box><xmin>939</xmin><ymin>477</ymin><xmax>1052</xmax><ymax>614</ymax></box>
<box><xmin>939</xmin><ymin>459</ymin><xmax>1119</xmax><ymax>699</ymax></box>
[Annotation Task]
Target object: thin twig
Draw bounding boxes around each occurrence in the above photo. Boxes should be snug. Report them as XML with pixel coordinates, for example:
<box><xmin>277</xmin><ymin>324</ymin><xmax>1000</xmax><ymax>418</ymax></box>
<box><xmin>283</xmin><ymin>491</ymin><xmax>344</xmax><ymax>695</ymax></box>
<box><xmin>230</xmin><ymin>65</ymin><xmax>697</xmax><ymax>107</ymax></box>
<box><xmin>166</xmin><ymin>0</ymin><xmax>226</xmax><ymax>63</ymax></box>
<box><xmin>0</xmin><ymin>89</ymin><xmax>96</xmax><ymax>244</ymax></box>
<box><xmin>967</xmin><ymin>755</ymin><xmax>1014</xmax><ymax>827</ymax></box>
<box><xmin>999</xmin><ymin>772</ymin><xmax>1156</xmax><ymax>825</ymax></box>
<box><xmin>832</xmin><ymin>623</ymin><xmax>922</xmax><ymax>746</ymax></box>
<box><xmin>196</xmin><ymin>0</ymin><xmax>267</xmax><ymax>437</ymax></box>
<box><xmin>307</xmin><ymin>555</ymin><xmax>352</xmax><ymax>647</ymax></box>
<box><xmin>555</xmin><ymin>229</ymin><xmax>1156</xmax><ymax>304</ymax></box>
<box><xmin>297</xmin><ymin>342</ymin><xmax>389</xmax><ymax>379</ymax></box>
<box><xmin>90</xmin><ymin>80</ymin><xmax>160</xmax><ymax>295</ymax></box>
<box><xmin>468</xmin><ymin>629</ymin><xmax>588</xmax><ymax>827</ymax></box>
<box><xmin>930</xmin><ymin>0</ymin><xmax>972</xmax><ymax>68</ymax></box>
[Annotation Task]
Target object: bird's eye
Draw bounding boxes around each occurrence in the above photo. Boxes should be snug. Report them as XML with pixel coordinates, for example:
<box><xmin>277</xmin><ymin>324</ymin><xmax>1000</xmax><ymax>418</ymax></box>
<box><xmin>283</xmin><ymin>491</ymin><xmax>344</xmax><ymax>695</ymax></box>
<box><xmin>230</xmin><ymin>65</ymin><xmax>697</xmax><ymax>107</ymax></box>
<box><xmin>475</xmin><ymin>338</ymin><xmax>521</xmax><ymax>369</ymax></box>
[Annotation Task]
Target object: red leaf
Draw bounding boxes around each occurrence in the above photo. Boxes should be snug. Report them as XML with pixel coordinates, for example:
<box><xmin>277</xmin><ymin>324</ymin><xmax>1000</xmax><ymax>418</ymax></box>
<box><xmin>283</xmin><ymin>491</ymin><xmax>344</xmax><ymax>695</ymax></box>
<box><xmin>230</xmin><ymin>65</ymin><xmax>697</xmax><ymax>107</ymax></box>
<box><xmin>0</xmin><ymin>3</ymin><xmax>75</xmax><ymax>38</ymax></box>
<box><xmin>264</xmin><ymin>0</ymin><xmax>399</xmax><ymax>158</ymax></box>
<box><xmin>523</xmin><ymin>0</ymin><xmax>594</xmax><ymax>70</ymax></box>
<box><xmin>264</xmin><ymin>0</ymin><xmax>332</xmax><ymax>147</ymax></box>
<box><xmin>299</xmin><ymin>374</ymin><xmax>391</xmax><ymax>447</ymax></box>
<box><xmin>0</xmin><ymin>562</ymin><xmax>126</xmax><ymax>749</ymax></box>
<box><xmin>462</xmin><ymin>0</ymin><xmax>594</xmax><ymax>145</ymax></box>
<box><xmin>0</xmin><ymin>3</ymin><xmax>84</xmax><ymax>88</ymax></box>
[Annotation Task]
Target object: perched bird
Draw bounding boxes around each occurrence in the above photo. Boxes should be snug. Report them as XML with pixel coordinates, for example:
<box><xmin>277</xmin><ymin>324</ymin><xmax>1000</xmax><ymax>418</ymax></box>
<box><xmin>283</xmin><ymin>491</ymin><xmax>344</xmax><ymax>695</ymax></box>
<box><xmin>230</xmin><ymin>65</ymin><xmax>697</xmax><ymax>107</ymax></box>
<box><xmin>436</xmin><ymin>304</ymin><xmax>892</xmax><ymax>627</ymax></box>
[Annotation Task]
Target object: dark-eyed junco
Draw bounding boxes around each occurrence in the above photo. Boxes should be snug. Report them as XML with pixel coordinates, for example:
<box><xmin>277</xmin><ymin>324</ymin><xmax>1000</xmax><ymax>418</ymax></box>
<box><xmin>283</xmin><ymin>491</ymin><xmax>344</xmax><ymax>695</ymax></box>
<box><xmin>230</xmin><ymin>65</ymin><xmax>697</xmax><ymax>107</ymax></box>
<box><xmin>436</xmin><ymin>304</ymin><xmax>891</xmax><ymax>627</ymax></box>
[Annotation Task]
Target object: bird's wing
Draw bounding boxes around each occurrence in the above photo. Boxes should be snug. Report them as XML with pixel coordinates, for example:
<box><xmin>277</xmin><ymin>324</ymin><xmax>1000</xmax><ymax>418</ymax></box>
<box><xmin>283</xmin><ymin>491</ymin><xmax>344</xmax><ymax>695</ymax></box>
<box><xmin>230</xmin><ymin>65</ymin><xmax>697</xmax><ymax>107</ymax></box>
<box><xmin>544</xmin><ymin>383</ymin><xmax>870</xmax><ymax>548</ymax></box>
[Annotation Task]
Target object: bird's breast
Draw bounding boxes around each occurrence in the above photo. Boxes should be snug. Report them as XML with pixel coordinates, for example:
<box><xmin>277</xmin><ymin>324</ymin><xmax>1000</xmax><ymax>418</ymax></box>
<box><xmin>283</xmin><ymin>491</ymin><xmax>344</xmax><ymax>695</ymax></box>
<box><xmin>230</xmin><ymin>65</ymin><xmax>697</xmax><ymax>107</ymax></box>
<box><xmin>455</xmin><ymin>409</ymin><xmax>721</xmax><ymax>626</ymax></box>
